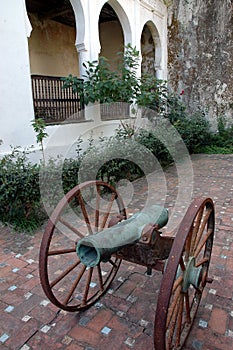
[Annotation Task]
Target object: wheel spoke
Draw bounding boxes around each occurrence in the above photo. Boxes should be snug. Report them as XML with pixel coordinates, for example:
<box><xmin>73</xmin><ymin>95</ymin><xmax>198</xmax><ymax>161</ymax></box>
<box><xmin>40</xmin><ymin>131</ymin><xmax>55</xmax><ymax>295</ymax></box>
<box><xmin>192</xmin><ymin>208</ymin><xmax>212</xmax><ymax>255</ymax></box>
<box><xmin>77</xmin><ymin>191</ymin><xmax>93</xmax><ymax>234</ymax></box>
<box><xmin>184</xmin><ymin>229</ymin><xmax>193</xmax><ymax>261</ymax></box>
<box><xmin>58</xmin><ymin>216</ymin><xmax>85</xmax><ymax>238</ymax></box>
<box><xmin>48</xmin><ymin>247</ymin><xmax>76</xmax><ymax>256</ymax></box>
<box><xmin>179</xmin><ymin>256</ymin><xmax>186</xmax><ymax>271</ymax></box>
<box><xmin>100</xmin><ymin>192</ymin><xmax>117</xmax><ymax>229</ymax></box>
<box><xmin>195</xmin><ymin>257</ymin><xmax>209</xmax><ymax>267</ymax></box>
<box><xmin>50</xmin><ymin>260</ymin><xmax>81</xmax><ymax>288</ymax></box>
<box><xmin>190</xmin><ymin>206</ymin><xmax>204</xmax><ymax>255</ymax></box>
<box><xmin>109</xmin><ymin>258</ymin><xmax>118</xmax><ymax>268</ymax></box>
<box><xmin>64</xmin><ymin>265</ymin><xmax>86</xmax><ymax>305</ymax></box>
<box><xmin>167</xmin><ymin>293</ymin><xmax>182</xmax><ymax>347</ymax></box>
<box><xmin>175</xmin><ymin>294</ymin><xmax>184</xmax><ymax>347</ymax></box>
<box><xmin>172</xmin><ymin>275</ymin><xmax>183</xmax><ymax>293</ymax></box>
<box><xmin>95</xmin><ymin>186</ymin><xmax>101</xmax><ymax>231</ymax></box>
<box><xmin>194</xmin><ymin>228</ymin><xmax>213</xmax><ymax>258</ymax></box>
<box><xmin>167</xmin><ymin>281</ymin><xmax>182</xmax><ymax>328</ymax></box>
<box><xmin>97</xmin><ymin>264</ymin><xmax>104</xmax><ymax>291</ymax></box>
<box><xmin>184</xmin><ymin>291</ymin><xmax>191</xmax><ymax>324</ymax></box>
<box><xmin>82</xmin><ymin>267</ymin><xmax>93</xmax><ymax>305</ymax></box>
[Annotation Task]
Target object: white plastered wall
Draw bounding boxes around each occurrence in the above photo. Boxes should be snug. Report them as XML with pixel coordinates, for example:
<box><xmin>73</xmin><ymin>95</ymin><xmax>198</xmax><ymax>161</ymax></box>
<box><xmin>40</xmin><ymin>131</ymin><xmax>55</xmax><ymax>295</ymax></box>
<box><xmin>0</xmin><ymin>0</ymin><xmax>36</xmax><ymax>154</ymax></box>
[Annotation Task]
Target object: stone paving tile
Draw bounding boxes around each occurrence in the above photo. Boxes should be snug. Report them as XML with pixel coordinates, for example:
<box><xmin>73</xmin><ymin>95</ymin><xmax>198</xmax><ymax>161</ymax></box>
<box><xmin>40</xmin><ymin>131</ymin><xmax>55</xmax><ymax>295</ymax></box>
<box><xmin>0</xmin><ymin>154</ymin><xmax>233</xmax><ymax>349</ymax></box>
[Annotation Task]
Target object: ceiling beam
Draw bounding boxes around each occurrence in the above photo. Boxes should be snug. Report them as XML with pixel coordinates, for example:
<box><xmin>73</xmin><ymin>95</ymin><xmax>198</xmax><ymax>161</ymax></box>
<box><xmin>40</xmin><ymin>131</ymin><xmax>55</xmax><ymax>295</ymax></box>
<box><xmin>42</xmin><ymin>9</ymin><xmax>71</xmax><ymax>20</ymax></box>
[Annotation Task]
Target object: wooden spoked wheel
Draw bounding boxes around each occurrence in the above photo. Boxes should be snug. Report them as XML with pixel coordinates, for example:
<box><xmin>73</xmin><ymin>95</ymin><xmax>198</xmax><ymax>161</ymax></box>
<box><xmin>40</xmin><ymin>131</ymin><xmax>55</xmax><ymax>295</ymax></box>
<box><xmin>154</xmin><ymin>197</ymin><xmax>215</xmax><ymax>349</ymax></box>
<box><xmin>39</xmin><ymin>180</ymin><xmax>126</xmax><ymax>311</ymax></box>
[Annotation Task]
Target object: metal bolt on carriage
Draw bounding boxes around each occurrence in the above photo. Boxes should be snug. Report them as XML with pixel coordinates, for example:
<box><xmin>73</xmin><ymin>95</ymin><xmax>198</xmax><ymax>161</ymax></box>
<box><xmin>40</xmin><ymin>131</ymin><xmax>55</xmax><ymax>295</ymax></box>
<box><xmin>39</xmin><ymin>180</ymin><xmax>215</xmax><ymax>349</ymax></box>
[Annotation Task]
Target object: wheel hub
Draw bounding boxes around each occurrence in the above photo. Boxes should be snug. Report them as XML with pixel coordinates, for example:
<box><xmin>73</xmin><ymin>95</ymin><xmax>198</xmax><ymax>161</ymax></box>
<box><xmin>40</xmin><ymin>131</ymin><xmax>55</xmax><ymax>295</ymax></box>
<box><xmin>178</xmin><ymin>257</ymin><xmax>202</xmax><ymax>292</ymax></box>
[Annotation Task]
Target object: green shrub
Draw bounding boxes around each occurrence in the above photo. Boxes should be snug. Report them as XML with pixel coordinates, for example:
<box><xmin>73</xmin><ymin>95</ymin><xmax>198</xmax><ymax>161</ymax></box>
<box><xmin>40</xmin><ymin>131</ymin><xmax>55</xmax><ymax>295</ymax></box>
<box><xmin>0</xmin><ymin>147</ymin><xmax>45</xmax><ymax>232</ymax></box>
<box><xmin>39</xmin><ymin>157</ymin><xmax>64</xmax><ymax>212</ymax></box>
<box><xmin>78</xmin><ymin>136</ymin><xmax>150</xmax><ymax>186</ymax></box>
<box><xmin>173</xmin><ymin>111</ymin><xmax>210</xmax><ymax>153</ymax></box>
<box><xmin>199</xmin><ymin>145</ymin><xmax>233</xmax><ymax>154</ymax></box>
<box><xmin>164</xmin><ymin>95</ymin><xmax>210</xmax><ymax>153</ymax></box>
<box><xmin>62</xmin><ymin>157</ymin><xmax>82</xmax><ymax>193</ymax></box>
<box><xmin>135</xmin><ymin>129</ymin><xmax>172</xmax><ymax>166</ymax></box>
<box><xmin>197</xmin><ymin>116</ymin><xmax>233</xmax><ymax>153</ymax></box>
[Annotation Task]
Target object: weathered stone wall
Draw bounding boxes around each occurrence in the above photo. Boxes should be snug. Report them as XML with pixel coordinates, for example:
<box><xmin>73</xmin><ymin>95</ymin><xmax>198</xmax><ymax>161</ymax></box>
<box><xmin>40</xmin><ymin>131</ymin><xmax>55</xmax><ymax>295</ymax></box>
<box><xmin>166</xmin><ymin>0</ymin><xmax>232</xmax><ymax>128</ymax></box>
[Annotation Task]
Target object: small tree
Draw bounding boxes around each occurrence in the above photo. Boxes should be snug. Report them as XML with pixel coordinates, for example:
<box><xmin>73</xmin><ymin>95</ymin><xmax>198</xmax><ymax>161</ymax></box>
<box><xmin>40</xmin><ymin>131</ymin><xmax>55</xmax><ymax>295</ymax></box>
<box><xmin>31</xmin><ymin>118</ymin><xmax>48</xmax><ymax>163</ymax></box>
<box><xmin>62</xmin><ymin>44</ymin><xmax>166</xmax><ymax>111</ymax></box>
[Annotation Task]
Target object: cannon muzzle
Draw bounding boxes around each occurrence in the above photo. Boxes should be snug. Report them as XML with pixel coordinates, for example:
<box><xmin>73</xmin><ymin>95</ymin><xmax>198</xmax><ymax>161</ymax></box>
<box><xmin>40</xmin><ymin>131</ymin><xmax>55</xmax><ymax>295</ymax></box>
<box><xmin>76</xmin><ymin>205</ymin><xmax>168</xmax><ymax>267</ymax></box>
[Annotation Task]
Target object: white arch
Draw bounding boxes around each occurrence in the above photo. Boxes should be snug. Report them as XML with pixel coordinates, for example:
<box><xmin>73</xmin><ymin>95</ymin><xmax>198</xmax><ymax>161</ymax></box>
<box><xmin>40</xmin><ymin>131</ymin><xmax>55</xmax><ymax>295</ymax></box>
<box><xmin>69</xmin><ymin>0</ymin><xmax>85</xmax><ymax>50</ymax></box>
<box><xmin>70</xmin><ymin>0</ymin><xmax>132</xmax><ymax>56</ymax></box>
<box><xmin>106</xmin><ymin>0</ymin><xmax>132</xmax><ymax>45</ymax></box>
<box><xmin>143</xmin><ymin>21</ymin><xmax>162</xmax><ymax>69</ymax></box>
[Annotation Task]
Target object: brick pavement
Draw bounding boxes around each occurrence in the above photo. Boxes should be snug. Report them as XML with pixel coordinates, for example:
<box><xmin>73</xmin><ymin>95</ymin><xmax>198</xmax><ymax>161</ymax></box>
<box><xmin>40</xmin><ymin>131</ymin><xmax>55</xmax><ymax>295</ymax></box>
<box><xmin>0</xmin><ymin>154</ymin><xmax>233</xmax><ymax>350</ymax></box>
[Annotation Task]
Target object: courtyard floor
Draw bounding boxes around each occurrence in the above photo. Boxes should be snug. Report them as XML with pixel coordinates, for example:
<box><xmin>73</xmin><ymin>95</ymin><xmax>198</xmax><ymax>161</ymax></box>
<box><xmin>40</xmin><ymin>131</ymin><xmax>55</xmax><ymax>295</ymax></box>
<box><xmin>0</xmin><ymin>154</ymin><xmax>233</xmax><ymax>350</ymax></box>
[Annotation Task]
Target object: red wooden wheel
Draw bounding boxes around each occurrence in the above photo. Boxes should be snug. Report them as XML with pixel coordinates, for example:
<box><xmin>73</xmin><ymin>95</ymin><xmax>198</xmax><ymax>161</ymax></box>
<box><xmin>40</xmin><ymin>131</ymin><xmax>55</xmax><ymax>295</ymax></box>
<box><xmin>154</xmin><ymin>197</ymin><xmax>215</xmax><ymax>349</ymax></box>
<box><xmin>39</xmin><ymin>180</ymin><xmax>126</xmax><ymax>311</ymax></box>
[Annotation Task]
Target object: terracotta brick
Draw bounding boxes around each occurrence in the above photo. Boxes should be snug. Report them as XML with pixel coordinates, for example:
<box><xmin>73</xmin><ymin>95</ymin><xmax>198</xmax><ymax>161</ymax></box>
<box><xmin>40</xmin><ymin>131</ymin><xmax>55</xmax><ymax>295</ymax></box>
<box><xmin>108</xmin><ymin>315</ymin><xmax>129</xmax><ymax>332</ymax></box>
<box><xmin>69</xmin><ymin>325</ymin><xmax>100</xmax><ymax>346</ymax></box>
<box><xmin>114</xmin><ymin>279</ymin><xmax>137</xmax><ymax>299</ymax></box>
<box><xmin>13</xmin><ymin>294</ymin><xmax>43</xmax><ymax>318</ymax></box>
<box><xmin>226</xmin><ymin>257</ymin><xmax>233</xmax><ymax>271</ymax></box>
<box><xmin>7</xmin><ymin>258</ymin><xmax>28</xmax><ymax>269</ymax></box>
<box><xmin>98</xmin><ymin>330</ymin><xmax>126</xmax><ymax>350</ymax></box>
<box><xmin>88</xmin><ymin>309</ymin><xmax>114</xmax><ymax>332</ymax></box>
<box><xmin>49</xmin><ymin>314</ymin><xmax>77</xmax><ymax>338</ymax></box>
<box><xmin>0</xmin><ymin>312</ymin><xmax>23</xmax><ymax>335</ymax></box>
<box><xmin>103</xmin><ymin>294</ymin><xmax>131</xmax><ymax>313</ymax></box>
<box><xmin>209</xmin><ymin>308</ymin><xmax>228</xmax><ymax>334</ymax></box>
<box><xmin>27</xmin><ymin>332</ymin><xmax>63</xmax><ymax>349</ymax></box>
<box><xmin>228</xmin><ymin>315</ymin><xmax>233</xmax><ymax>331</ymax></box>
<box><xmin>17</xmin><ymin>265</ymin><xmax>36</xmax><ymax>276</ymax></box>
<box><xmin>0</xmin><ymin>265</ymin><xmax>13</xmax><ymax>279</ymax></box>
<box><xmin>66</xmin><ymin>343</ymin><xmax>85</xmax><ymax>350</ymax></box>
<box><xmin>19</xmin><ymin>276</ymin><xmax>40</xmax><ymax>290</ymax></box>
<box><xmin>1</xmin><ymin>287</ymin><xmax>25</xmax><ymax>305</ymax></box>
<box><xmin>5</xmin><ymin>318</ymin><xmax>39</xmax><ymax>349</ymax></box>
<box><xmin>212</xmin><ymin>245</ymin><xmax>222</xmax><ymax>255</ymax></box>
<box><xmin>28</xmin><ymin>304</ymin><xmax>56</xmax><ymax>324</ymax></box>
<box><xmin>134</xmin><ymin>332</ymin><xmax>154</xmax><ymax>349</ymax></box>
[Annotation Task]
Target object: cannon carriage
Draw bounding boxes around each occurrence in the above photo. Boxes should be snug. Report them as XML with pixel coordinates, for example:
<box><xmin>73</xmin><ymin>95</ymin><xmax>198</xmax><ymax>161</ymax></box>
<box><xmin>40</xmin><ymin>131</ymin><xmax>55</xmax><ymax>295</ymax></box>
<box><xmin>39</xmin><ymin>180</ymin><xmax>215</xmax><ymax>349</ymax></box>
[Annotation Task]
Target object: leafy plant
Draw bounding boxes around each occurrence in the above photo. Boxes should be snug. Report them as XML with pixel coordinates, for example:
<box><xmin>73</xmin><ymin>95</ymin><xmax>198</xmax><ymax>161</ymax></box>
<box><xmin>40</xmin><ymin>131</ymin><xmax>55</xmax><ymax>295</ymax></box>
<box><xmin>31</xmin><ymin>118</ymin><xmax>48</xmax><ymax>163</ymax></box>
<box><xmin>136</xmin><ymin>75</ymin><xmax>168</xmax><ymax>115</ymax></box>
<box><xmin>163</xmin><ymin>94</ymin><xmax>210</xmax><ymax>153</ymax></box>
<box><xmin>135</xmin><ymin>129</ymin><xmax>172</xmax><ymax>166</ymax></box>
<box><xmin>62</xmin><ymin>44</ymin><xmax>166</xmax><ymax>113</ymax></box>
<box><xmin>0</xmin><ymin>147</ymin><xmax>45</xmax><ymax>232</ymax></box>
<box><xmin>76</xmin><ymin>130</ymin><xmax>162</xmax><ymax>186</ymax></box>
<box><xmin>197</xmin><ymin>115</ymin><xmax>233</xmax><ymax>153</ymax></box>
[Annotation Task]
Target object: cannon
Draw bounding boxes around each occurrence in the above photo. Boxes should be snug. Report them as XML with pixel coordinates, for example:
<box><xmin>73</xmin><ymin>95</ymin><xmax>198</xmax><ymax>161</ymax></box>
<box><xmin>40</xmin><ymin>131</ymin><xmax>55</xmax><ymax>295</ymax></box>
<box><xmin>39</xmin><ymin>180</ymin><xmax>215</xmax><ymax>349</ymax></box>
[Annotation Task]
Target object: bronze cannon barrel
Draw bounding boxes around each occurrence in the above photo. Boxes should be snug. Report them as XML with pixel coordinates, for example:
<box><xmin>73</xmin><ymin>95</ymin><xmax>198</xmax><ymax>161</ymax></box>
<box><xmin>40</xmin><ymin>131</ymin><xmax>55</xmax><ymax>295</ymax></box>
<box><xmin>76</xmin><ymin>205</ymin><xmax>168</xmax><ymax>267</ymax></box>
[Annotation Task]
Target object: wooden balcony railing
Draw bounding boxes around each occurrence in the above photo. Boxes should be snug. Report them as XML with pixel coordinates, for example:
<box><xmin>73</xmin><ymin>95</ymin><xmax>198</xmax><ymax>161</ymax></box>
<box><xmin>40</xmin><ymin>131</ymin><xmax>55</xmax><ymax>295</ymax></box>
<box><xmin>100</xmin><ymin>102</ymin><xmax>130</xmax><ymax>120</ymax></box>
<box><xmin>31</xmin><ymin>75</ymin><xmax>84</xmax><ymax>125</ymax></box>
